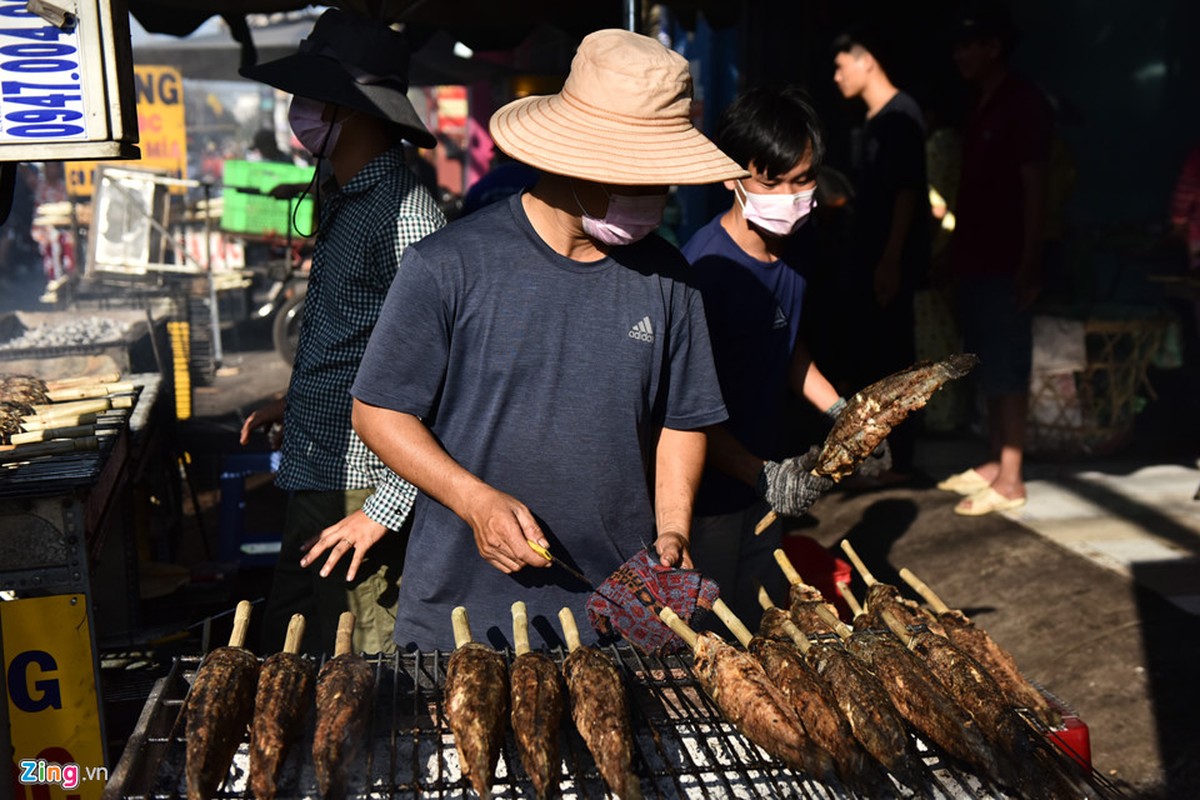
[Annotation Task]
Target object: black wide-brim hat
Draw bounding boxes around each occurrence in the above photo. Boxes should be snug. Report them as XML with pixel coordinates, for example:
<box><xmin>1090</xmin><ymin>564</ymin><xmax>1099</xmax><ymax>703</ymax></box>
<box><xmin>240</xmin><ymin>9</ymin><xmax>436</xmax><ymax>149</ymax></box>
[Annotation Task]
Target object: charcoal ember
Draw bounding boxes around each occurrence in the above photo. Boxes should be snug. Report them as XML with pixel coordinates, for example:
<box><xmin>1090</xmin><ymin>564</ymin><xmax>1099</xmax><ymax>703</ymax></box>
<box><xmin>0</xmin><ymin>317</ymin><xmax>131</xmax><ymax>351</ymax></box>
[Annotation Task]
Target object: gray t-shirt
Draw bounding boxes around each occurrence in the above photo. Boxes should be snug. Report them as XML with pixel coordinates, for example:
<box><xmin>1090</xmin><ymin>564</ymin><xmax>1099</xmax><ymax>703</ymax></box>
<box><xmin>352</xmin><ymin>193</ymin><xmax>727</xmax><ymax>651</ymax></box>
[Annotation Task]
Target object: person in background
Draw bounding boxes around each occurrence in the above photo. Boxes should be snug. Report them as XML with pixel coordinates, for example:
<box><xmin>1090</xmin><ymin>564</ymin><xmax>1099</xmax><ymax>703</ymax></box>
<box><xmin>681</xmin><ymin>86</ymin><xmax>847</xmax><ymax>629</ymax></box>
<box><xmin>317</xmin><ymin>29</ymin><xmax>751</xmax><ymax>651</ymax></box>
<box><xmin>831</xmin><ymin>26</ymin><xmax>932</xmax><ymax>483</ymax></box>
<box><xmin>237</xmin><ymin>9</ymin><xmax>444</xmax><ymax>655</ymax></box>
<box><xmin>937</xmin><ymin>0</ymin><xmax>1052</xmax><ymax>515</ymax></box>
<box><xmin>1170</xmin><ymin>143</ymin><xmax>1200</xmax><ymax>273</ymax></box>
<box><xmin>249</xmin><ymin>128</ymin><xmax>291</xmax><ymax>163</ymax></box>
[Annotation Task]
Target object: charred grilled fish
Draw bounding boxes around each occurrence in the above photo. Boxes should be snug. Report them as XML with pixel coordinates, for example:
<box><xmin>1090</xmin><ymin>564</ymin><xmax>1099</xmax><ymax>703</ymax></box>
<box><xmin>748</xmin><ymin>636</ymin><xmax>884</xmax><ymax>791</ymax></box>
<box><xmin>445</xmin><ymin>607</ymin><xmax>508</xmax><ymax>800</ymax></box>
<box><xmin>185</xmin><ymin>601</ymin><xmax>259</xmax><ymax>800</ymax></box>
<box><xmin>888</xmin><ymin>613</ymin><xmax>1086</xmax><ymax>800</ymax></box>
<box><xmin>843</xmin><ymin>626</ymin><xmax>1006</xmax><ymax>784</ymax></box>
<box><xmin>804</xmin><ymin>639</ymin><xmax>930</xmax><ymax>792</ymax></box>
<box><xmin>249</xmin><ymin>615</ymin><xmax>315</xmax><ymax>800</ymax></box>
<box><xmin>818</xmin><ymin>353</ymin><xmax>978</xmax><ymax>480</ymax></box>
<box><xmin>313</xmin><ymin>613</ymin><xmax>374</xmax><ymax>800</ymax></box>
<box><xmin>860</xmin><ymin>582</ymin><xmax>947</xmax><ymax>637</ymax></box>
<box><xmin>509</xmin><ymin>602</ymin><xmax>563</xmax><ymax>799</ymax></box>
<box><xmin>900</xmin><ymin>567</ymin><xmax>1063</xmax><ymax>729</ymax></box>
<box><xmin>558</xmin><ymin>608</ymin><xmax>641</xmax><ymax>799</ymax></box>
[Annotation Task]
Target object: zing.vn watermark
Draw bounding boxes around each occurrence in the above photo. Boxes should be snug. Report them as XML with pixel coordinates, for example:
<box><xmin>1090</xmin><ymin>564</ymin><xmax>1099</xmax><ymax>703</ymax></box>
<box><xmin>18</xmin><ymin>759</ymin><xmax>108</xmax><ymax>791</ymax></box>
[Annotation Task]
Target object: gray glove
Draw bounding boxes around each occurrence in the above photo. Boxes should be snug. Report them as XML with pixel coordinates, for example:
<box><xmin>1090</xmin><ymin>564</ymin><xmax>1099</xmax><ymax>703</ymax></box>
<box><xmin>756</xmin><ymin>446</ymin><xmax>834</xmax><ymax>517</ymax></box>
<box><xmin>855</xmin><ymin>439</ymin><xmax>893</xmax><ymax>478</ymax></box>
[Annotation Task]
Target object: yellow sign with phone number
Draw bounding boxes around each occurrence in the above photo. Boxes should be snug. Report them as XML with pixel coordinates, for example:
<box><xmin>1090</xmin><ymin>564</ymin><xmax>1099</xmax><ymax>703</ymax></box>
<box><xmin>3</xmin><ymin>595</ymin><xmax>106</xmax><ymax>800</ymax></box>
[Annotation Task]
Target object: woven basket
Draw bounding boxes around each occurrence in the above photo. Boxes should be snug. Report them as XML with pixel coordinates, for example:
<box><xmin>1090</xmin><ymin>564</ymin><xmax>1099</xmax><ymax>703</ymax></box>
<box><xmin>1027</xmin><ymin>318</ymin><xmax>1167</xmax><ymax>457</ymax></box>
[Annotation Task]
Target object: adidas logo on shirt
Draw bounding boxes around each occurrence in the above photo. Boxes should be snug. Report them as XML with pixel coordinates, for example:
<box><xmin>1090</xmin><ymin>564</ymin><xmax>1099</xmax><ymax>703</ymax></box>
<box><xmin>628</xmin><ymin>316</ymin><xmax>654</xmax><ymax>343</ymax></box>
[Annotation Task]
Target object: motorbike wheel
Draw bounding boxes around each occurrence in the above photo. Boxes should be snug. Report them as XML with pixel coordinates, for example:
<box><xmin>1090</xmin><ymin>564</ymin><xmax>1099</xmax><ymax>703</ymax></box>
<box><xmin>272</xmin><ymin>285</ymin><xmax>306</xmax><ymax>365</ymax></box>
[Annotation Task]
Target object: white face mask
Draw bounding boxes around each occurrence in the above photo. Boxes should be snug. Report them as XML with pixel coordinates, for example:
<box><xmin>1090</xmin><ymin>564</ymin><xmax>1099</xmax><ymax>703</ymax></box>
<box><xmin>735</xmin><ymin>181</ymin><xmax>817</xmax><ymax>237</ymax></box>
<box><xmin>574</xmin><ymin>182</ymin><xmax>668</xmax><ymax>246</ymax></box>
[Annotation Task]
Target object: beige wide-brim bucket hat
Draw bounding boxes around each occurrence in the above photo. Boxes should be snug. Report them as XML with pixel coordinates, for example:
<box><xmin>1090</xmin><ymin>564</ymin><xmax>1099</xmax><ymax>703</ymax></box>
<box><xmin>490</xmin><ymin>29</ymin><xmax>749</xmax><ymax>186</ymax></box>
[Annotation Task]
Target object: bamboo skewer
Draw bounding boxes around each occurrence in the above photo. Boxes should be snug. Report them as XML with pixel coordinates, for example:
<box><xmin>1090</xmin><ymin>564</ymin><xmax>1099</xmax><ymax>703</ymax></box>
<box><xmin>773</xmin><ymin>548</ymin><xmax>803</xmax><ymax>586</ymax></box>
<box><xmin>512</xmin><ymin>601</ymin><xmax>531</xmax><ymax>657</ymax></box>
<box><xmin>813</xmin><ymin>603</ymin><xmax>855</xmax><ymax>641</ymax></box>
<box><xmin>451</xmin><ymin>606</ymin><xmax>473</xmax><ymax>651</ymax></box>
<box><xmin>835</xmin><ymin>582</ymin><xmax>865</xmax><ymax>618</ymax></box>
<box><xmin>283</xmin><ymin>613</ymin><xmax>306</xmax><ymax>654</ymax></box>
<box><xmin>230</xmin><ymin>599</ymin><xmax>252</xmax><ymax>647</ymax></box>
<box><xmin>46</xmin><ymin>381</ymin><xmax>135</xmax><ymax>402</ymax></box>
<box><xmin>45</xmin><ymin>371</ymin><xmax>121</xmax><ymax>391</ymax></box>
<box><xmin>8</xmin><ymin>423</ymin><xmax>96</xmax><ymax>445</ymax></box>
<box><xmin>0</xmin><ymin>436</ymin><xmax>99</xmax><ymax>460</ymax></box>
<box><xmin>756</xmin><ymin>586</ymin><xmax>811</xmax><ymax>653</ymax></box>
<box><xmin>898</xmin><ymin>568</ymin><xmax>953</xmax><ymax>614</ymax></box>
<box><xmin>334</xmin><ymin>611</ymin><xmax>355</xmax><ymax>657</ymax></box>
<box><xmin>19</xmin><ymin>411</ymin><xmax>99</xmax><ymax>430</ymax></box>
<box><xmin>838</xmin><ymin>540</ymin><xmax>878</xmax><ymax>586</ymax></box>
<box><xmin>710</xmin><ymin>598</ymin><xmax>754</xmax><ymax>648</ymax></box>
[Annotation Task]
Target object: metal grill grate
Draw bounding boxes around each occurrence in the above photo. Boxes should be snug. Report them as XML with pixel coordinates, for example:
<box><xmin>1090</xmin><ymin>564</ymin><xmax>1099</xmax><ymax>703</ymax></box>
<box><xmin>104</xmin><ymin>645</ymin><xmax>1131</xmax><ymax>800</ymax></box>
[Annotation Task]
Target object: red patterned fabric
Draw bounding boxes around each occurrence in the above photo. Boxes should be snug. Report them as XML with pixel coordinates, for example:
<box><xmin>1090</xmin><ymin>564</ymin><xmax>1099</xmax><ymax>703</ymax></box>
<box><xmin>586</xmin><ymin>548</ymin><xmax>721</xmax><ymax>655</ymax></box>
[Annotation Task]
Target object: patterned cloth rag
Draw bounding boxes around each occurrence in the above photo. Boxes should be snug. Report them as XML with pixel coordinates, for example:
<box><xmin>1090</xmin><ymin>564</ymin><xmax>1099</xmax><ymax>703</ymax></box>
<box><xmin>586</xmin><ymin>548</ymin><xmax>721</xmax><ymax>655</ymax></box>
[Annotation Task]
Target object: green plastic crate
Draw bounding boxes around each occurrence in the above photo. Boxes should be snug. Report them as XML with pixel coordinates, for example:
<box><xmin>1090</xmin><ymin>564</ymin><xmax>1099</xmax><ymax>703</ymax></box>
<box><xmin>223</xmin><ymin>159</ymin><xmax>315</xmax><ymax>193</ymax></box>
<box><xmin>222</xmin><ymin>189</ymin><xmax>314</xmax><ymax>236</ymax></box>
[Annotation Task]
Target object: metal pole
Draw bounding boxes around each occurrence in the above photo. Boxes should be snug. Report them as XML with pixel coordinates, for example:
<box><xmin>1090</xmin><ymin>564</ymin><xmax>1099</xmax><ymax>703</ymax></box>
<box><xmin>203</xmin><ymin>181</ymin><xmax>223</xmax><ymax>367</ymax></box>
<box><xmin>623</xmin><ymin>0</ymin><xmax>638</xmax><ymax>32</ymax></box>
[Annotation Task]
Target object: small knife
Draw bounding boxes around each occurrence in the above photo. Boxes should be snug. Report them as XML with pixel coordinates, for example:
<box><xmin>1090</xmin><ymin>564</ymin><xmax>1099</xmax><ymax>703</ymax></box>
<box><xmin>526</xmin><ymin>540</ymin><xmax>594</xmax><ymax>587</ymax></box>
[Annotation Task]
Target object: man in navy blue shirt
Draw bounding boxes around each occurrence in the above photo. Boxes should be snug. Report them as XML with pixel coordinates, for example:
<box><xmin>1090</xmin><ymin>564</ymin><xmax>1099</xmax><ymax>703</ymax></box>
<box><xmin>682</xmin><ymin>86</ymin><xmax>841</xmax><ymax>629</ymax></box>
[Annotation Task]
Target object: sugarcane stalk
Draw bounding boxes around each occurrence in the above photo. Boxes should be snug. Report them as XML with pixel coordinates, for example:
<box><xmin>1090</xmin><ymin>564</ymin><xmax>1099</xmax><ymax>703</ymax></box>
<box><xmin>839</xmin><ymin>540</ymin><xmax>878</xmax><ymax>586</ymax></box>
<box><xmin>898</xmin><ymin>568</ymin><xmax>953</xmax><ymax>614</ymax></box>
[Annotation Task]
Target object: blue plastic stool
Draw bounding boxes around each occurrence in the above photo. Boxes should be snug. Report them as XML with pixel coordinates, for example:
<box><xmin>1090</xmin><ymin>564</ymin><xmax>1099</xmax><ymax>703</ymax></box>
<box><xmin>218</xmin><ymin>451</ymin><xmax>284</xmax><ymax>567</ymax></box>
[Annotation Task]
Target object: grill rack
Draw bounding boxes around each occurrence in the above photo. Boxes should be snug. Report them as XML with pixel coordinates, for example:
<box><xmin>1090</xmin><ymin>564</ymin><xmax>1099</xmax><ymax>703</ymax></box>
<box><xmin>103</xmin><ymin>644</ymin><xmax>1129</xmax><ymax>800</ymax></box>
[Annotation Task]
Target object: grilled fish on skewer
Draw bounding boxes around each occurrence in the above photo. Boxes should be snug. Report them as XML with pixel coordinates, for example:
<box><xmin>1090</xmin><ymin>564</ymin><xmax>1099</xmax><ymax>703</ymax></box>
<box><xmin>817</xmin><ymin>602</ymin><xmax>1008</xmax><ymax>785</ymax></box>
<box><xmin>756</xmin><ymin>354</ymin><xmax>979</xmax><ymax>531</ymax></box>
<box><xmin>900</xmin><ymin>567</ymin><xmax>1063</xmax><ymax>729</ymax></box>
<box><xmin>445</xmin><ymin>606</ymin><xmax>508</xmax><ymax>800</ymax></box>
<box><xmin>0</xmin><ymin>375</ymin><xmax>49</xmax><ymax>405</ymax></box>
<box><xmin>715</xmin><ymin>596</ymin><xmax>889</xmax><ymax>794</ymax></box>
<box><xmin>818</xmin><ymin>353</ymin><xmax>978</xmax><ymax>480</ymax></box>
<box><xmin>509</xmin><ymin>602</ymin><xmax>563</xmax><ymax>799</ymax></box>
<box><xmin>658</xmin><ymin>606</ymin><xmax>831</xmax><ymax>782</ymax></box>
<box><xmin>840</xmin><ymin>540</ymin><xmax>945</xmax><ymax>636</ymax></box>
<box><xmin>313</xmin><ymin>612</ymin><xmax>374</xmax><ymax>800</ymax></box>
<box><xmin>880</xmin><ymin>610</ymin><xmax>1087</xmax><ymax>800</ymax></box>
<box><xmin>185</xmin><ymin>600</ymin><xmax>260</xmax><ymax>800</ymax></box>
<box><xmin>250</xmin><ymin>614</ymin><xmax>316</xmax><ymax>800</ymax></box>
<box><xmin>558</xmin><ymin>608</ymin><xmax>641</xmax><ymax>800</ymax></box>
<box><xmin>772</xmin><ymin>549</ymin><xmax>842</xmax><ymax>636</ymax></box>
<box><xmin>757</xmin><ymin>588</ymin><xmax>931</xmax><ymax>793</ymax></box>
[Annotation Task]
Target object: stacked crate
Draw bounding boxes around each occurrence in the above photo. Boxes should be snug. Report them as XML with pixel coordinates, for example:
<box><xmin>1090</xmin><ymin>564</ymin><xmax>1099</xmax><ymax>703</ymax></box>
<box><xmin>221</xmin><ymin>160</ymin><xmax>316</xmax><ymax>236</ymax></box>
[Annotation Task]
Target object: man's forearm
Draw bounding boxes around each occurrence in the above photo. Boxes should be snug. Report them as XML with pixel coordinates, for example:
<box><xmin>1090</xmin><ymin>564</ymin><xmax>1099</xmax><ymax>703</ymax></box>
<box><xmin>655</xmin><ymin>427</ymin><xmax>706</xmax><ymax>535</ymax></box>
<box><xmin>352</xmin><ymin>399</ymin><xmax>486</xmax><ymax>520</ymax></box>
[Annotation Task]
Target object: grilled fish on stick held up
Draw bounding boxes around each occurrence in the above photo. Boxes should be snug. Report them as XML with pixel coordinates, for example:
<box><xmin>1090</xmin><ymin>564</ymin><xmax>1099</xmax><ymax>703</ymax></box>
<box><xmin>313</xmin><ymin>612</ymin><xmax>374</xmax><ymax>800</ymax></box>
<box><xmin>558</xmin><ymin>608</ymin><xmax>642</xmax><ymax>800</ymax></box>
<box><xmin>756</xmin><ymin>353</ymin><xmax>979</xmax><ymax>532</ymax></box>
<box><xmin>445</xmin><ymin>606</ymin><xmax>509</xmax><ymax>800</ymax></box>
<box><xmin>250</xmin><ymin>613</ymin><xmax>316</xmax><ymax>800</ymax></box>
<box><xmin>185</xmin><ymin>600</ymin><xmax>260</xmax><ymax>800</ymax></box>
<box><xmin>509</xmin><ymin>601</ymin><xmax>564</xmax><ymax>799</ymax></box>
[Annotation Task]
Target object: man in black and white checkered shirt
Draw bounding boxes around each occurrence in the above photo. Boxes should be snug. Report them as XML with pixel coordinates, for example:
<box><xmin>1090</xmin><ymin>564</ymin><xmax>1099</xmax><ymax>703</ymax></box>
<box><xmin>239</xmin><ymin>9</ymin><xmax>444</xmax><ymax>656</ymax></box>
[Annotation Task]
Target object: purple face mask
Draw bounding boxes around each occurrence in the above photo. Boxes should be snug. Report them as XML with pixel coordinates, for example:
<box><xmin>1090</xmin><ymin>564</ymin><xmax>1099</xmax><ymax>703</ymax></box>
<box><xmin>574</xmin><ymin>182</ymin><xmax>668</xmax><ymax>246</ymax></box>
<box><xmin>288</xmin><ymin>96</ymin><xmax>352</xmax><ymax>158</ymax></box>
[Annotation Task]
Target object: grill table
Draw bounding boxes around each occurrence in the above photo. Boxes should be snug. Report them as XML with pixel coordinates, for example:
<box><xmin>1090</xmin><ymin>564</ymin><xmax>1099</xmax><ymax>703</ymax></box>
<box><xmin>104</xmin><ymin>646</ymin><xmax>1125</xmax><ymax>800</ymax></box>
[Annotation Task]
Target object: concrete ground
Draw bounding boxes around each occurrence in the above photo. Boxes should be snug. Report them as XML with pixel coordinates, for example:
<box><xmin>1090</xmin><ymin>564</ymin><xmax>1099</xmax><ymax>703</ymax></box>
<box><xmin>102</xmin><ymin>318</ymin><xmax>1199</xmax><ymax>800</ymax></box>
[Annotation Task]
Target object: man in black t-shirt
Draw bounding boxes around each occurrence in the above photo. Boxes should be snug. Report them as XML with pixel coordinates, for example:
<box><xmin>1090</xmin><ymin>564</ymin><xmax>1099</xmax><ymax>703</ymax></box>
<box><xmin>831</xmin><ymin>28</ymin><xmax>932</xmax><ymax>478</ymax></box>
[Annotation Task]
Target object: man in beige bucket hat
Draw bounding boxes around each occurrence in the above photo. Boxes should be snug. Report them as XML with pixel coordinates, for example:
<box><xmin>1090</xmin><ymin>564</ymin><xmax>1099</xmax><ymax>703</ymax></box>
<box><xmin>329</xmin><ymin>29</ymin><xmax>745</xmax><ymax>651</ymax></box>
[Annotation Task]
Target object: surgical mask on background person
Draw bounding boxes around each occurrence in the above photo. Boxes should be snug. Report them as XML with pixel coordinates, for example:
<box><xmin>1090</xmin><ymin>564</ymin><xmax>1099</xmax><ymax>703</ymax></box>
<box><xmin>574</xmin><ymin>183</ymin><xmax>668</xmax><ymax>246</ymax></box>
<box><xmin>288</xmin><ymin>96</ymin><xmax>348</xmax><ymax>158</ymax></box>
<box><xmin>735</xmin><ymin>181</ymin><xmax>816</xmax><ymax>237</ymax></box>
